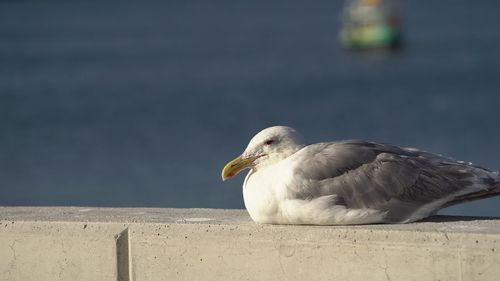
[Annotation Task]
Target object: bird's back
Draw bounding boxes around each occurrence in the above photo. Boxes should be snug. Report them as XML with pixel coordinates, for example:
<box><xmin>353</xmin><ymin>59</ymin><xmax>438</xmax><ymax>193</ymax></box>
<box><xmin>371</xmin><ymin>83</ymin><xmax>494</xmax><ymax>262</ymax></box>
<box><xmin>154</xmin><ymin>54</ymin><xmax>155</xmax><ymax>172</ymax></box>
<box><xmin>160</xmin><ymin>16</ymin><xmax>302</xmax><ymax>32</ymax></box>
<box><xmin>285</xmin><ymin>140</ymin><xmax>499</xmax><ymax>223</ymax></box>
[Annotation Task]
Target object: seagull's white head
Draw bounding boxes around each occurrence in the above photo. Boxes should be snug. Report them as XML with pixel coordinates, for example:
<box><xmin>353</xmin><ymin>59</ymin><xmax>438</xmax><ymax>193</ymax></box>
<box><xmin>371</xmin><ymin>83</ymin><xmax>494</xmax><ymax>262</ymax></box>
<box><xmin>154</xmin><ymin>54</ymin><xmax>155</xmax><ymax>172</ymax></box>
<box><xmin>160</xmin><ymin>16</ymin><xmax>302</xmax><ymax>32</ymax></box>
<box><xmin>222</xmin><ymin>126</ymin><xmax>304</xmax><ymax>181</ymax></box>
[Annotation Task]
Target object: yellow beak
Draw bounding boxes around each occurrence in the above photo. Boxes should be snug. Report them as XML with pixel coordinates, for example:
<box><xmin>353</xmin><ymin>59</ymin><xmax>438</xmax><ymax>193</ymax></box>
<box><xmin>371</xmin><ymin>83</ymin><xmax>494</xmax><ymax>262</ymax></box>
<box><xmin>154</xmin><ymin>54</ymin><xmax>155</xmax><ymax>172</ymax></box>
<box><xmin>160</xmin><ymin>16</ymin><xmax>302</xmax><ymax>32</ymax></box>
<box><xmin>221</xmin><ymin>155</ymin><xmax>257</xmax><ymax>181</ymax></box>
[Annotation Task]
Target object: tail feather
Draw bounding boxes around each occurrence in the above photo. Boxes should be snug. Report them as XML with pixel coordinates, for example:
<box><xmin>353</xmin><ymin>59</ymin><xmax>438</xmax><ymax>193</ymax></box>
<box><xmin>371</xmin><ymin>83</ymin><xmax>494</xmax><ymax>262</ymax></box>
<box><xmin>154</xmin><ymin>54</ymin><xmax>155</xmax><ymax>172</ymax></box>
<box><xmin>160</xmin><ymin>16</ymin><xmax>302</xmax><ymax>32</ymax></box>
<box><xmin>443</xmin><ymin>182</ymin><xmax>500</xmax><ymax>208</ymax></box>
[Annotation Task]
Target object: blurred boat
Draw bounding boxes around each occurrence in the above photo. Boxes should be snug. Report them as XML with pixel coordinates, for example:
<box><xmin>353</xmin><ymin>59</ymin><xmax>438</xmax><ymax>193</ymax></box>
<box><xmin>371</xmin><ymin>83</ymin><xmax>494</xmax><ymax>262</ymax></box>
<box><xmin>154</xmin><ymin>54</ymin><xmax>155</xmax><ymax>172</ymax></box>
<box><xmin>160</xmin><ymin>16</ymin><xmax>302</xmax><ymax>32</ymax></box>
<box><xmin>339</xmin><ymin>0</ymin><xmax>402</xmax><ymax>51</ymax></box>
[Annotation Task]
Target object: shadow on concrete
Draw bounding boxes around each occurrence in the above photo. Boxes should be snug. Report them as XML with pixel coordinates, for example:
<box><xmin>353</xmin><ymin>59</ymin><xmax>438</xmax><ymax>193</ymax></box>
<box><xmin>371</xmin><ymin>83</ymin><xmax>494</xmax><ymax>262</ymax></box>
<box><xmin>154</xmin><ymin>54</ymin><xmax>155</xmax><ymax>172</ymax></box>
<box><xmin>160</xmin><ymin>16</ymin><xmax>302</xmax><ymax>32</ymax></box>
<box><xmin>422</xmin><ymin>215</ymin><xmax>500</xmax><ymax>222</ymax></box>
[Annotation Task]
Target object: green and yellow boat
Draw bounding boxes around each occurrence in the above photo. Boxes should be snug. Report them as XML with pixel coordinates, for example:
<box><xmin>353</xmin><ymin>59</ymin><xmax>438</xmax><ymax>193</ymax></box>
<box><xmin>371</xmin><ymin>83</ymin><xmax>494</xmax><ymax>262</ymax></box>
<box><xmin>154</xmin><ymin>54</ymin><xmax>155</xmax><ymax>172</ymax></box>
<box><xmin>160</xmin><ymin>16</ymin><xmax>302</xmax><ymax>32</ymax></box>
<box><xmin>339</xmin><ymin>0</ymin><xmax>402</xmax><ymax>50</ymax></box>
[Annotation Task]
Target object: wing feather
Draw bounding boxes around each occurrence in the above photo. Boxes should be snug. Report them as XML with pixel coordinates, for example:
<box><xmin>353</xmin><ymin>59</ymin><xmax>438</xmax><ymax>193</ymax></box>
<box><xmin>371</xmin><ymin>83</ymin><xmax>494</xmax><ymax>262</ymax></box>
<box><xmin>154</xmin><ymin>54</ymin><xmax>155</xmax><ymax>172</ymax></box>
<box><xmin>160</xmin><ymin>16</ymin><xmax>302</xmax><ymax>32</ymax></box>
<box><xmin>287</xmin><ymin>140</ymin><xmax>496</xmax><ymax>222</ymax></box>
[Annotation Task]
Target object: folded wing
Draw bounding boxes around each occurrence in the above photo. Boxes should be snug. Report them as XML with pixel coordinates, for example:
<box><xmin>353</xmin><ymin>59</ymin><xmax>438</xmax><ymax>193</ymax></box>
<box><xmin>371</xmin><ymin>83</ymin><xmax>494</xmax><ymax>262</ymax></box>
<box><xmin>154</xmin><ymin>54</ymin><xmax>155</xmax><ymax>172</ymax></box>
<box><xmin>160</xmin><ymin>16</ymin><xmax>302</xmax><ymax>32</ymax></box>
<box><xmin>289</xmin><ymin>140</ymin><xmax>497</xmax><ymax>222</ymax></box>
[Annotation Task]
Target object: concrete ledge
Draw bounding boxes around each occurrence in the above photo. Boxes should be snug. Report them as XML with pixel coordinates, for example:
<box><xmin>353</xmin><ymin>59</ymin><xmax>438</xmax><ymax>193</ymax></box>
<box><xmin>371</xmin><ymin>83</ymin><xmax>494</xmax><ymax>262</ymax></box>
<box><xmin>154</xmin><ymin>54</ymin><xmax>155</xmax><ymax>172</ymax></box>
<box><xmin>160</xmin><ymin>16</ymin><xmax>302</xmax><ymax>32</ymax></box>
<box><xmin>1</xmin><ymin>207</ymin><xmax>500</xmax><ymax>281</ymax></box>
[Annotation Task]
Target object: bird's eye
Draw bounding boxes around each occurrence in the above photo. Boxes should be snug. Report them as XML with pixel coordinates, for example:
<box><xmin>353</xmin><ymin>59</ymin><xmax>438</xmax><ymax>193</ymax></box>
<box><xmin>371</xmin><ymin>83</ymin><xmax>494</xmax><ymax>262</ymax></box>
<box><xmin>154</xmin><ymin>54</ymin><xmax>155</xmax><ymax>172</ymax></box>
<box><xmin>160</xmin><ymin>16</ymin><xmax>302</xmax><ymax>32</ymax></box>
<box><xmin>264</xmin><ymin>139</ymin><xmax>275</xmax><ymax>145</ymax></box>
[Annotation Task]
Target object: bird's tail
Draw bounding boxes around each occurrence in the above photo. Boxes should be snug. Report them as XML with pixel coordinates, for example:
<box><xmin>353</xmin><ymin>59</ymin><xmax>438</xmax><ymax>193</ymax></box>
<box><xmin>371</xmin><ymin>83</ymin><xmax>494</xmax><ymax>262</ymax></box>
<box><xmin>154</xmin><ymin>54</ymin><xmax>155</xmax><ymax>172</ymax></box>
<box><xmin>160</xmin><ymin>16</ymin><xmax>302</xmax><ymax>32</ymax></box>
<box><xmin>443</xmin><ymin>181</ymin><xmax>500</xmax><ymax>208</ymax></box>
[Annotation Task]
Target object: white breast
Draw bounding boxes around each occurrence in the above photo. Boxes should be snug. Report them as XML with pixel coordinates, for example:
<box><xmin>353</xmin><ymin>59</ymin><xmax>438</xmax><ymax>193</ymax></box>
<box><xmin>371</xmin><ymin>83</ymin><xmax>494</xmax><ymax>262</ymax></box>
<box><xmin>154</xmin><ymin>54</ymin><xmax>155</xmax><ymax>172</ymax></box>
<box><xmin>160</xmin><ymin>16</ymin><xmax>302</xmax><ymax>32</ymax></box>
<box><xmin>242</xmin><ymin>162</ymin><xmax>292</xmax><ymax>224</ymax></box>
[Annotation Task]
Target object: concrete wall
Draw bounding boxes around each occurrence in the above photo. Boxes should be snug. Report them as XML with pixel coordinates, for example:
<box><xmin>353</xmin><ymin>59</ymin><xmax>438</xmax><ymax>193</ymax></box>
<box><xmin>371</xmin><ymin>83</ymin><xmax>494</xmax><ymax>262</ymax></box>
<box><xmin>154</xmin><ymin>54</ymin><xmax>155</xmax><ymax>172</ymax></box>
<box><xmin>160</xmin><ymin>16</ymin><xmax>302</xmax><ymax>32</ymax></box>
<box><xmin>1</xmin><ymin>207</ymin><xmax>499</xmax><ymax>281</ymax></box>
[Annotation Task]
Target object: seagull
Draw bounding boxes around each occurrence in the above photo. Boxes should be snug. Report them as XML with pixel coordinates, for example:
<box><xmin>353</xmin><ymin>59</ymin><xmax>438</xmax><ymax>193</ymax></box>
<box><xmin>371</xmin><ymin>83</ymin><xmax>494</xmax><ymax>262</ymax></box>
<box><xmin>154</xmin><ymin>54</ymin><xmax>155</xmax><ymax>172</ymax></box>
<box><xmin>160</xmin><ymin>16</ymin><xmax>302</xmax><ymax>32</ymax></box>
<box><xmin>221</xmin><ymin>126</ymin><xmax>500</xmax><ymax>225</ymax></box>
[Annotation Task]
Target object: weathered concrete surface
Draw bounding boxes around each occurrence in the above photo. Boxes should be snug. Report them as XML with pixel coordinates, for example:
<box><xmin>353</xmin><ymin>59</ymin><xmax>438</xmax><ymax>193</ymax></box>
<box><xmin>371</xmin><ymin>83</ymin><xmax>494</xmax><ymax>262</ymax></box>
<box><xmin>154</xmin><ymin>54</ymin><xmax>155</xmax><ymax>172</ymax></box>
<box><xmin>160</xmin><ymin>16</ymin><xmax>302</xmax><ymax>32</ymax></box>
<box><xmin>1</xmin><ymin>207</ymin><xmax>500</xmax><ymax>281</ymax></box>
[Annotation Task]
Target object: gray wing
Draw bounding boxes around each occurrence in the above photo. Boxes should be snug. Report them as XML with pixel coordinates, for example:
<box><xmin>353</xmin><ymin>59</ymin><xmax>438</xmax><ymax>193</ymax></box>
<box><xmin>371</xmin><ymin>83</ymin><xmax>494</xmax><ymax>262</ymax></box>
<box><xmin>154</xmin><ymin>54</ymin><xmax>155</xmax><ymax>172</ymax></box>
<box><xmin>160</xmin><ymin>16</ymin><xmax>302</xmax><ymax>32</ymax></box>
<box><xmin>290</xmin><ymin>140</ymin><xmax>497</xmax><ymax>222</ymax></box>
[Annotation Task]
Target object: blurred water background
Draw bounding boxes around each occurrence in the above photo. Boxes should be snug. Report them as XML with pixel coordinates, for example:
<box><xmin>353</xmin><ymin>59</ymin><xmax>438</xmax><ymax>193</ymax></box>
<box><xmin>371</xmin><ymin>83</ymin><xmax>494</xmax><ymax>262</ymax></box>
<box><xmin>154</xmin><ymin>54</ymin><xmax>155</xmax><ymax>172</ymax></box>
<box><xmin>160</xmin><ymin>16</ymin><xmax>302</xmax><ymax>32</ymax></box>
<box><xmin>1</xmin><ymin>0</ymin><xmax>499</xmax><ymax>216</ymax></box>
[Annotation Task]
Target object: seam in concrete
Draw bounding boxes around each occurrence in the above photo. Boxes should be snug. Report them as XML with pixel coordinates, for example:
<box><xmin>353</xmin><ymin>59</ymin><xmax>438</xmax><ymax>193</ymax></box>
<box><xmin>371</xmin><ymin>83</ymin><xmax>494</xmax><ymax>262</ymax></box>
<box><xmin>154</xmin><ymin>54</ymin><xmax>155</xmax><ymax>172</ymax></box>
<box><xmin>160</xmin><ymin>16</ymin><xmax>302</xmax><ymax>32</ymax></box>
<box><xmin>115</xmin><ymin>227</ymin><xmax>132</xmax><ymax>281</ymax></box>
<box><xmin>458</xmin><ymin>249</ymin><xmax>463</xmax><ymax>281</ymax></box>
<box><xmin>5</xmin><ymin>239</ymin><xmax>18</xmax><ymax>278</ymax></box>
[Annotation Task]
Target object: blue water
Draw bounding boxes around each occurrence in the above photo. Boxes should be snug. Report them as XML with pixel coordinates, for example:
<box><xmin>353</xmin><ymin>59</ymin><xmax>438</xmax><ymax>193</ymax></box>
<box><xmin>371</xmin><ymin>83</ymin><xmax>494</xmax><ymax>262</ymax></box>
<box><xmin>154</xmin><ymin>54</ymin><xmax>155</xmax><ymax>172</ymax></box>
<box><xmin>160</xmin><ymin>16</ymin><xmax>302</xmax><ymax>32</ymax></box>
<box><xmin>1</xmin><ymin>0</ymin><xmax>499</xmax><ymax>217</ymax></box>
